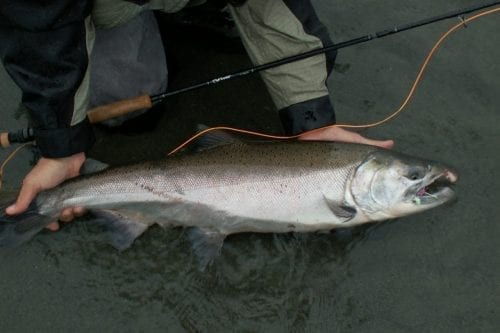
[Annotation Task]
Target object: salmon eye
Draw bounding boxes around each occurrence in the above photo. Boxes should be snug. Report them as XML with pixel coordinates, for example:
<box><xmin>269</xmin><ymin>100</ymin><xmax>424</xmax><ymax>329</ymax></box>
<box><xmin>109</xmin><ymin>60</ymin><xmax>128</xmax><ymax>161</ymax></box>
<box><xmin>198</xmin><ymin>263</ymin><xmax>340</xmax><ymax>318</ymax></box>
<box><xmin>409</xmin><ymin>173</ymin><xmax>420</xmax><ymax>180</ymax></box>
<box><xmin>407</xmin><ymin>167</ymin><xmax>425</xmax><ymax>181</ymax></box>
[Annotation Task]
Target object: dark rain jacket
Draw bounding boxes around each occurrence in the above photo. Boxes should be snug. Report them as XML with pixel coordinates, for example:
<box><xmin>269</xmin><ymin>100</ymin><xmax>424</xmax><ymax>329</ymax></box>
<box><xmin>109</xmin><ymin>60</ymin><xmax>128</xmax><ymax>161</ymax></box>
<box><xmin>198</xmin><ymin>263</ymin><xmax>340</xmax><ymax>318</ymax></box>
<box><xmin>0</xmin><ymin>1</ymin><xmax>95</xmax><ymax>158</ymax></box>
<box><xmin>0</xmin><ymin>0</ymin><xmax>337</xmax><ymax>158</ymax></box>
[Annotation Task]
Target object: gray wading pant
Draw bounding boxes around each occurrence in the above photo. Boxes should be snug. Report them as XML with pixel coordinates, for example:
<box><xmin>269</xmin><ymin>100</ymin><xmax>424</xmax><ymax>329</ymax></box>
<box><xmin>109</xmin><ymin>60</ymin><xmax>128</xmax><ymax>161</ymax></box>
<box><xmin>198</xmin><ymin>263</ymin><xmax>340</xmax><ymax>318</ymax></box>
<box><xmin>87</xmin><ymin>0</ymin><xmax>186</xmax><ymax>126</ymax></box>
<box><xmin>85</xmin><ymin>0</ymin><xmax>336</xmax><ymax>131</ymax></box>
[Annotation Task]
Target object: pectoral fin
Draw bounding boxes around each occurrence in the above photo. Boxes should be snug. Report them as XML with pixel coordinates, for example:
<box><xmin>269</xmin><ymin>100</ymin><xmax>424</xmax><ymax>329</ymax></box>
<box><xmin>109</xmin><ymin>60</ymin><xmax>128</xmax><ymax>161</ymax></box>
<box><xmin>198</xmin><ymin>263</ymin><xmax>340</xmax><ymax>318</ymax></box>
<box><xmin>324</xmin><ymin>197</ymin><xmax>357</xmax><ymax>223</ymax></box>
<box><xmin>187</xmin><ymin>227</ymin><xmax>226</xmax><ymax>270</ymax></box>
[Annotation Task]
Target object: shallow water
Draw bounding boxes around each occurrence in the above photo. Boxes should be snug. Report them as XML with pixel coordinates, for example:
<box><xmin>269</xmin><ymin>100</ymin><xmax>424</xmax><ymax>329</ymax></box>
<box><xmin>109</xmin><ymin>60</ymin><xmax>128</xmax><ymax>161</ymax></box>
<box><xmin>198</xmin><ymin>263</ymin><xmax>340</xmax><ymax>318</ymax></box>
<box><xmin>1</xmin><ymin>1</ymin><xmax>499</xmax><ymax>331</ymax></box>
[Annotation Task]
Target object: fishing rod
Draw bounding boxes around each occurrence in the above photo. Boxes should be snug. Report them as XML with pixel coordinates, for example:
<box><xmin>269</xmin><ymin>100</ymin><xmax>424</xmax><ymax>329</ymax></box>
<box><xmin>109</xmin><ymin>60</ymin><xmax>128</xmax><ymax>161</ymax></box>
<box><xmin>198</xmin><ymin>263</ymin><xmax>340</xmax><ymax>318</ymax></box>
<box><xmin>1</xmin><ymin>1</ymin><xmax>499</xmax><ymax>148</ymax></box>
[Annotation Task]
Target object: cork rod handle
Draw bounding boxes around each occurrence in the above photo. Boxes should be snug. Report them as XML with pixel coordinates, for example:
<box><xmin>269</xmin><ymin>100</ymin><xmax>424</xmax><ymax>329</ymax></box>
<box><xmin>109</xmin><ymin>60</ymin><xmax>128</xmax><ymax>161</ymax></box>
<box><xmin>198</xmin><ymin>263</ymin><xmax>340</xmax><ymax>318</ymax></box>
<box><xmin>87</xmin><ymin>94</ymin><xmax>153</xmax><ymax>124</ymax></box>
<box><xmin>0</xmin><ymin>132</ymin><xmax>10</xmax><ymax>148</ymax></box>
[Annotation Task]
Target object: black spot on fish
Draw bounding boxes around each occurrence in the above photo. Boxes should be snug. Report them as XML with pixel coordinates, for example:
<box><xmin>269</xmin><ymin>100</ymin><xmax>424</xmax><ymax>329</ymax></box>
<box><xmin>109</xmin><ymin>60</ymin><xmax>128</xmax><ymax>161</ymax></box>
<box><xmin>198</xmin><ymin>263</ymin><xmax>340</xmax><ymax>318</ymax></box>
<box><xmin>143</xmin><ymin>184</ymin><xmax>154</xmax><ymax>192</ymax></box>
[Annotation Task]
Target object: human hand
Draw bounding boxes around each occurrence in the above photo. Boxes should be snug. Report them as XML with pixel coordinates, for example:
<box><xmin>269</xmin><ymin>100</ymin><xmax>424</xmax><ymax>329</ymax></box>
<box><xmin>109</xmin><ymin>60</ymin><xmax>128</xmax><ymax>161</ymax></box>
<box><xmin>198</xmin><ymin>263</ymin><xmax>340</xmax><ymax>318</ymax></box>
<box><xmin>5</xmin><ymin>152</ymin><xmax>87</xmax><ymax>231</ymax></box>
<box><xmin>298</xmin><ymin>125</ymin><xmax>394</xmax><ymax>149</ymax></box>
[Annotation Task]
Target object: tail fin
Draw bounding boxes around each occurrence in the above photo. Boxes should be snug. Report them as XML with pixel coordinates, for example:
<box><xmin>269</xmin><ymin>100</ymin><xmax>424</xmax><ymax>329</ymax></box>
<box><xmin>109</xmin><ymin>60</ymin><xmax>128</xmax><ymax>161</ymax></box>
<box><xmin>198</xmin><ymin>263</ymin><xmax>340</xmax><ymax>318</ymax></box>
<box><xmin>0</xmin><ymin>190</ymin><xmax>53</xmax><ymax>247</ymax></box>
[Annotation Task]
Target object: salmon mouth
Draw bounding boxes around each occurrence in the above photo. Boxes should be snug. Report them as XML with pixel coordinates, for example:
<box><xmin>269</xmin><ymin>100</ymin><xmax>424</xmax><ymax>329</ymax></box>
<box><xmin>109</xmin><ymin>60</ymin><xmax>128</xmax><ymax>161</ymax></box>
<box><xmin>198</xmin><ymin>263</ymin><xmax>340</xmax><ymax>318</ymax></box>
<box><xmin>413</xmin><ymin>170</ymin><xmax>458</xmax><ymax>206</ymax></box>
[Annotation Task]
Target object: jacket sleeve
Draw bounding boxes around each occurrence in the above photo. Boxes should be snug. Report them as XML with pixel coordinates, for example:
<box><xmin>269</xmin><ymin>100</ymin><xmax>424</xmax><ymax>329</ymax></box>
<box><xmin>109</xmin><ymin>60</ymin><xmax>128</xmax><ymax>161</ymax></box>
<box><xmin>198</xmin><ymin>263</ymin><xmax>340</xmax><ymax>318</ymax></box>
<box><xmin>0</xmin><ymin>0</ymin><xmax>95</xmax><ymax>158</ymax></box>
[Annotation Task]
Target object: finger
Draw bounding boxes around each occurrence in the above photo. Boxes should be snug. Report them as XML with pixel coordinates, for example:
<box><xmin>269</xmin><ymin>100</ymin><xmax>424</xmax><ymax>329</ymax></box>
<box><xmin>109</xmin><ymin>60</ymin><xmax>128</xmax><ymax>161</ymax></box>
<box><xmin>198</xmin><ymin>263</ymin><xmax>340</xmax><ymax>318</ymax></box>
<box><xmin>6</xmin><ymin>180</ymin><xmax>39</xmax><ymax>215</ymax></box>
<box><xmin>46</xmin><ymin>222</ymin><xmax>60</xmax><ymax>231</ymax></box>
<box><xmin>59</xmin><ymin>208</ymin><xmax>75</xmax><ymax>223</ymax></box>
<box><xmin>59</xmin><ymin>207</ymin><xmax>86</xmax><ymax>222</ymax></box>
<box><xmin>72</xmin><ymin>207</ymin><xmax>86</xmax><ymax>218</ymax></box>
<box><xmin>359</xmin><ymin>138</ymin><xmax>395</xmax><ymax>150</ymax></box>
<box><xmin>376</xmin><ymin>139</ymin><xmax>394</xmax><ymax>150</ymax></box>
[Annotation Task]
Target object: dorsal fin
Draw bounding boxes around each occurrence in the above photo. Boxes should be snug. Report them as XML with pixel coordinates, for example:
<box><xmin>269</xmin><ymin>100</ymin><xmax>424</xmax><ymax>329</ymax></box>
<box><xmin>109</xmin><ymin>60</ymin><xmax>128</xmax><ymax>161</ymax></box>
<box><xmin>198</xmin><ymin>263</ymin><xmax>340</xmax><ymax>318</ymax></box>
<box><xmin>80</xmin><ymin>158</ymin><xmax>109</xmax><ymax>175</ymax></box>
<box><xmin>190</xmin><ymin>124</ymin><xmax>242</xmax><ymax>152</ymax></box>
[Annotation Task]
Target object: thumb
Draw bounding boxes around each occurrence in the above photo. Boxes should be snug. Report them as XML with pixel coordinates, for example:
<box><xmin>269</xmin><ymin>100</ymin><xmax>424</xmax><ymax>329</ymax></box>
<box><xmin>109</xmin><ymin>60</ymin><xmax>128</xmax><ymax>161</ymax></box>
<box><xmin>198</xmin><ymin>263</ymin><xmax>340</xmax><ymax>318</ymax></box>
<box><xmin>6</xmin><ymin>182</ymin><xmax>39</xmax><ymax>215</ymax></box>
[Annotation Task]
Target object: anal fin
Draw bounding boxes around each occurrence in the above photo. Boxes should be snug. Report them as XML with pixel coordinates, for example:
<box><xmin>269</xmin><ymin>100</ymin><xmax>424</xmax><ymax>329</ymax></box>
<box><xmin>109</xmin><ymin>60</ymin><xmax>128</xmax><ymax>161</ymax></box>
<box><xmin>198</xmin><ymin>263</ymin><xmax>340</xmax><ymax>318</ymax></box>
<box><xmin>187</xmin><ymin>227</ymin><xmax>226</xmax><ymax>270</ymax></box>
